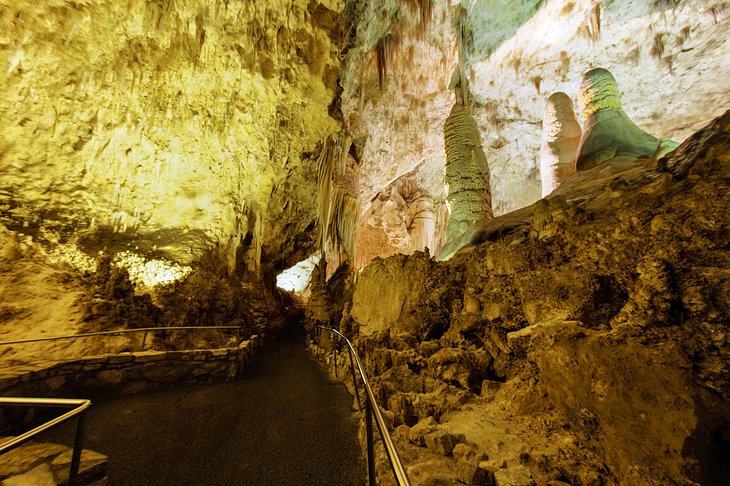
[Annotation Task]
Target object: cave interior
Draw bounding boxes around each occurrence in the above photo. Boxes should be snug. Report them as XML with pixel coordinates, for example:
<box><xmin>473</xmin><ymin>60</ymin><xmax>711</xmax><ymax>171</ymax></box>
<box><xmin>0</xmin><ymin>0</ymin><xmax>729</xmax><ymax>485</ymax></box>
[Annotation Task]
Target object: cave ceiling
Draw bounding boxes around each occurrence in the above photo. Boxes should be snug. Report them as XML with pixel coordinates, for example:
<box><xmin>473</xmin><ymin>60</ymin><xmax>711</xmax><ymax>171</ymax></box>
<box><xmin>1</xmin><ymin>0</ymin><xmax>728</xmax><ymax>279</ymax></box>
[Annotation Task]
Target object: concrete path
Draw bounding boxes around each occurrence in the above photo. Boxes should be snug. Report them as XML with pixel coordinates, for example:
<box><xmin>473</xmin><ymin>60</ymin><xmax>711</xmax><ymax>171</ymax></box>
<box><xmin>50</xmin><ymin>336</ymin><xmax>364</xmax><ymax>485</ymax></box>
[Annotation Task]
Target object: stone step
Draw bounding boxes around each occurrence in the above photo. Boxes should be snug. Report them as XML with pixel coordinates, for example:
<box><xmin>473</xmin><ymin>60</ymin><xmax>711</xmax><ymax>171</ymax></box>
<box><xmin>0</xmin><ymin>439</ymin><xmax>107</xmax><ymax>486</ymax></box>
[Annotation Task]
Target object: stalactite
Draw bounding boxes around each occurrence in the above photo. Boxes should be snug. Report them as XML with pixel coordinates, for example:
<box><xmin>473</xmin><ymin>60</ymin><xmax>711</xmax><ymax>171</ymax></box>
<box><xmin>376</xmin><ymin>31</ymin><xmax>399</xmax><ymax>91</ymax></box>
<box><xmin>243</xmin><ymin>204</ymin><xmax>262</xmax><ymax>276</ymax></box>
<box><xmin>316</xmin><ymin>133</ymin><xmax>358</xmax><ymax>263</ymax></box>
<box><xmin>401</xmin><ymin>0</ymin><xmax>433</xmax><ymax>28</ymax></box>
<box><xmin>329</xmin><ymin>177</ymin><xmax>359</xmax><ymax>262</ymax></box>
<box><xmin>442</xmin><ymin>80</ymin><xmax>493</xmax><ymax>247</ymax></box>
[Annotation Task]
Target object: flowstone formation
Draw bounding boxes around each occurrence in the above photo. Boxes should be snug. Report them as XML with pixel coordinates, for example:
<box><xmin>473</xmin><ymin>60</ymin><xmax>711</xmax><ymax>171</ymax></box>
<box><xmin>540</xmin><ymin>92</ymin><xmax>581</xmax><ymax>196</ymax></box>
<box><xmin>442</xmin><ymin>86</ymin><xmax>494</xmax><ymax>251</ymax></box>
<box><xmin>0</xmin><ymin>0</ymin><xmax>344</xmax><ymax>273</ymax></box>
<box><xmin>313</xmin><ymin>111</ymin><xmax>730</xmax><ymax>485</ymax></box>
<box><xmin>576</xmin><ymin>68</ymin><xmax>678</xmax><ymax>170</ymax></box>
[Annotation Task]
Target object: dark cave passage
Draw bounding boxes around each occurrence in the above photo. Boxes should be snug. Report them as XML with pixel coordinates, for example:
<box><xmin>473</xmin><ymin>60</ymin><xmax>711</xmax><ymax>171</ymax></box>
<box><xmin>45</xmin><ymin>335</ymin><xmax>364</xmax><ymax>485</ymax></box>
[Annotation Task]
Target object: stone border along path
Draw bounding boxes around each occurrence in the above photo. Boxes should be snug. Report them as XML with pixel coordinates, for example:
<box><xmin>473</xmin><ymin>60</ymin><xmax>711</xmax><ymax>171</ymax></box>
<box><xmin>0</xmin><ymin>335</ymin><xmax>263</xmax><ymax>398</ymax></box>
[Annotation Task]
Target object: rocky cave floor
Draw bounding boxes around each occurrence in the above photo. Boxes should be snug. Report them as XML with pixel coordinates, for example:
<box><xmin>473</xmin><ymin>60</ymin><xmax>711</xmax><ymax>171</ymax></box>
<box><xmin>309</xmin><ymin>112</ymin><xmax>730</xmax><ymax>485</ymax></box>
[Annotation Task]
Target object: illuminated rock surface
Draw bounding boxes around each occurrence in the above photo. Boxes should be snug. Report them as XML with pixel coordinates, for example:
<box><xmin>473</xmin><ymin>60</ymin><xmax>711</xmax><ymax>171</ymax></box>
<box><xmin>343</xmin><ymin>0</ymin><xmax>730</xmax><ymax>261</ymax></box>
<box><xmin>0</xmin><ymin>1</ymin><xmax>728</xmax><ymax>484</ymax></box>
<box><xmin>540</xmin><ymin>92</ymin><xmax>581</xmax><ymax>196</ymax></box>
<box><xmin>0</xmin><ymin>0</ymin><xmax>343</xmax><ymax>271</ymax></box>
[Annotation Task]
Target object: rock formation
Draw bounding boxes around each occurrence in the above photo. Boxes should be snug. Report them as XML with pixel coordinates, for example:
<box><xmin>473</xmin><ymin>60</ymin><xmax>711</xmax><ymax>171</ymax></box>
<box><xmin>319</xmin><ymin>111</ymin><xmax>730</xmax><ymax>485</ymax></box>
<box><xmin>0</xmin><ymin>0</ymin><xmax>344</xmax><ymax>274</ymax></box>
<box><xmin>576</xmin><ymin>67</ymin><xmax>678</xmax><ymax>170</ymax></box>
<box><xmin>409</xmin><ymin>194</ymin><xmax>437</xmax><ymax>253</ymax></box>
<box><xmin>442</xmin><ymin>86</ymin><xmax>494</xmax><ymax>250</ymax></box>
<box><xmin>540</xmin><ymin>92</ymin><xmax>581</xmax><ymax>196</ymax></box>
<box><xmin>341</xmin><ymin>1</ymin><xmax>729</xmax><ymax>248</ymax></box>
<box><xmin>2</xmin><ymin>2</ymin><xmax>730</xmax><ymax>484</ymax></box>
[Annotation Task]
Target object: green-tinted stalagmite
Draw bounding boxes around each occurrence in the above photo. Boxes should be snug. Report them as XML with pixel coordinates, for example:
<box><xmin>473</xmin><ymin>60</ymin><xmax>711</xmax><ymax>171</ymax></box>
<box><xmin>576</xmin><ymin>68</ymin><xmax>678</xmax><ymax>170</ymax></box>
<box><xmin>443</xmin><ymin>87</ymin><xmax>493</xmax><ymax>246</ymax></box>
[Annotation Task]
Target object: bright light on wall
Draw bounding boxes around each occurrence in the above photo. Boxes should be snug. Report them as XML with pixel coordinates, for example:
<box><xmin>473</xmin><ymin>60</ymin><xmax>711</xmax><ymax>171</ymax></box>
<box><xmin>114</xmin><ymin>251</ymin><xmax>191</xmax><ymax>290</ymax></box>
<box><xmin>276</xmin><ymin>254</ymin><xmax>320</xmax><ymax>292</ymax></box>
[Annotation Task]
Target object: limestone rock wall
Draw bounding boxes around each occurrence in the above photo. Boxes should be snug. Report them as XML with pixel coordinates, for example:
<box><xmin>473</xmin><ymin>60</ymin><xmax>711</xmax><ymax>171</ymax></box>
<box><xmin>341</xmin><ymin>112</ymin><xmax>730</xmax><ymax>485</ymax></box>
<box><xmin>342</xmin><ymin>0</ymin><xmax>730</xmax><ymax>266</ymax></box>
<box><xmin>0</xmin><ymin>0</ymin><xmax>343</xmax><ymax>270</ymax></box>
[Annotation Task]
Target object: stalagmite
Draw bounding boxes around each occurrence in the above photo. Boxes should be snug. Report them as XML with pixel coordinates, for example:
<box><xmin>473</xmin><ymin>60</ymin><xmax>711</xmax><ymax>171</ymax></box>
<box><xmin>576</xmin><ymin>68</ymin><xmax>678</xmax><ymax>170</ymax></box>
<box><xmin>540</xmin><ymin>92</ymin><xmax>581</xmax><ymax>196</ymax></box>
<box><xmin>443</xmin><ymin>82</ymin><xmax>493</xmax><ymax>246</ymax></box>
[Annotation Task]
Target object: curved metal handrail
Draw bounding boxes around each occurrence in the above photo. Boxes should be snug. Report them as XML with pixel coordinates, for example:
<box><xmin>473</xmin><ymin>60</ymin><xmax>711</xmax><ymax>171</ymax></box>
<box><xmin>318</xmin><ymin>327</ymin><xmax>411</xmax><ymax>486</ymax></box>
<box><xmin>0</xmin><ymin>397</ymin><xmax>91</xmax><ymax>486</ymax></box>
<box><xmin>0</xmin><ymin>326</ymin><xmax>242</xmax><ymax>346</ymax></box>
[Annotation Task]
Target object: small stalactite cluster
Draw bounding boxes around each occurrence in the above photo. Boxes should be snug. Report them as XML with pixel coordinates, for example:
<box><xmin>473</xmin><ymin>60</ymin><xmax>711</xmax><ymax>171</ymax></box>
<box><xmin>376</xmin><ymin>31</ymin><xmax>399</xmax><ymax>90</ymax></box>
<box><xmin>243</xmin><ymin>204</ymin><xmax>263</xmax><ymax>277</ymax></box>
<box><xmin>584</xmin><ymin>0</ymin><xmax>602</xmax><ymax>41</ymax></box>
<box><xmin>357</xmin><ymin>0</ymin><xmax>434</xmax><ymax>92</ymax></box>
<box><xmin>316</xmin><ymin>133</ymin><xmax>359</xmax><ymax>264</ymax></box>
<box><xmin>401</xmin><ymin>0</ymin><xmax>433</xmax><ymax>27</ymax></box>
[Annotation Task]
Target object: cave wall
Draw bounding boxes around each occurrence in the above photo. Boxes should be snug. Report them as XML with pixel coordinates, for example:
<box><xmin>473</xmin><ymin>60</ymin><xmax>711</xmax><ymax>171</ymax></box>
<box><xmin>342</xmin><ymin>0</ymin><xmax>730</xmax><ymax>266</ymax></box>
<box><xmin>0</xmin><ymin>0</ymin><xmax>343</xmax><ymax>271</ymax></box>
<box><xmin>340</xmin><ymin>112</ymin><xmax>730</xmax><ymax>485</ymax></box>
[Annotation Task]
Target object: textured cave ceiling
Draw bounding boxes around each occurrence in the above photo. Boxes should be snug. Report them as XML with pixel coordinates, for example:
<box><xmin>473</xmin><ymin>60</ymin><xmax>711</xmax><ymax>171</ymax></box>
<box><xmin>1</xmin><ymin>0</ymin><xmax>728</xmax><ymax>281</ymax></box>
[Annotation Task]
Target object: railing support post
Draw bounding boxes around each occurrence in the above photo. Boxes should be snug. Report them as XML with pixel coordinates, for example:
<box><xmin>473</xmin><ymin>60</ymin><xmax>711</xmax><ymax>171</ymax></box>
<box><xmin>141</xmin><ymin>330</ymin><xmax>148</xmax><ymax>351</ymax></box>
<box><xmin>366</xmin><ymin>400</ymin><xmax>376</xmax><ymax>486</ymax></box>
<box><xmin>333</xmin><ymin>346</ymin><xmax>338</xmax><ymax>378</ymax></box>
<box><xmin>348</xmin><ymin>349</ymin><xmax>362</xmax><ymax>412</ymax></box>
<box><xmin>69</xmin><ymin>410</ymin><xmax>87</xmax><ymax>486</ymax></box>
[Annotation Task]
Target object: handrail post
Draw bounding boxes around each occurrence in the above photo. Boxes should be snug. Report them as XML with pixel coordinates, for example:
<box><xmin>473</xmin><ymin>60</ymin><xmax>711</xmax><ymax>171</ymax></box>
<box><xmin>69</xmin><ymin>411</ymin><xmax>87</xmax><ymax>486</ymax></box>
<box><xmin>366</xmin><ymin>400</ymin><xmax>376</xmax><ymax>486</ymax></box>
<box><xmin>333</xmin><ymin>346</ymin><xmax>338</xmax><ymax>378</ymax></box>
<box><xmin>141</xmin><ymin>330</ymin><xmax>148</xmax><ymax>351</ymax></box>
<box><xmin>347</xmin><ymin>348</ymin><xmax>362</xmax><ymax>412</ymax></box>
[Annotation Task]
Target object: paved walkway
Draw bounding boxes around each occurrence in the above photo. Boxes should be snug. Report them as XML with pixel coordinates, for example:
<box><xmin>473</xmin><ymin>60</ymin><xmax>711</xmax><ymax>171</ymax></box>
<box><xmin>50</xmin><ymin>336</ymin><xmax>364</xmax><ymax>485</ymax></box>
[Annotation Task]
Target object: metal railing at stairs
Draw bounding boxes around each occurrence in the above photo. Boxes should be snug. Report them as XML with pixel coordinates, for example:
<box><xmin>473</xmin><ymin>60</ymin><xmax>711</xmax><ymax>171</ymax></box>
<box><xmin>0</xmin><ymin>397</ymin><xmax>90</xmax><ymax>486</ymax></box>
<box><xmin>317</xmin><ymin>327</ymin><xmax>411</xmax><ymax>486</ymax></box>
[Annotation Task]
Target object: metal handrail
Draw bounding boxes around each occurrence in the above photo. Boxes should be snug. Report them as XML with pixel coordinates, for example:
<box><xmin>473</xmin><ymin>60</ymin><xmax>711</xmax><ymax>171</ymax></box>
<box><xmin>0</xmin><ymin>397</ymin><xmax>91</xmax><ymax>486</ymax></box>
<box><xmin>0</xmin><ymin>326</ymin><xmax>242</xmax><ymax>347</ymax></box>
<box><xmin>318</xmin><ymin>327</ymin><xmax>411</xmax><ymax>486</ymax></box>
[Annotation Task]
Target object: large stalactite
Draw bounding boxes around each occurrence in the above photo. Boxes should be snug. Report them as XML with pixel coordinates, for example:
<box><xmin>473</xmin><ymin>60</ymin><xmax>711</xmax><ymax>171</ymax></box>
<box><xmin>442</xmin><ymin>95</ymin><xmax>494</xmax><ymax>250</ymax></box>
